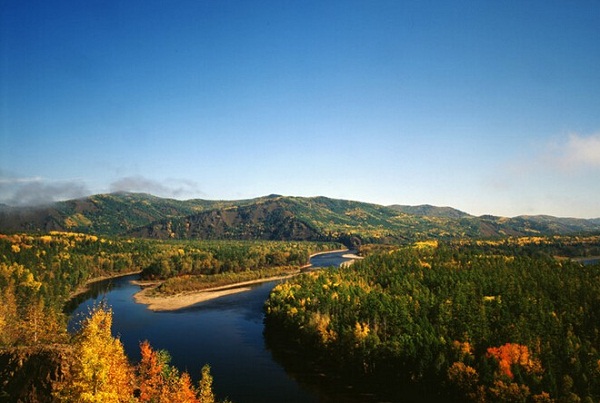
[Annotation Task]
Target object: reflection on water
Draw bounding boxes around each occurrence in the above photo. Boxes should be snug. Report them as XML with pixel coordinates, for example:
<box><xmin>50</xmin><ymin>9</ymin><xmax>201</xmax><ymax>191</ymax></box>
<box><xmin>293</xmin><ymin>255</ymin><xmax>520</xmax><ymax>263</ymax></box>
<box><xmin>67</xmin><ymin>250</ymin><xmax>358</xmax><ymax>403</ymax></box>
<box><xmin>263</xmin><ymin>325</ymin><xmax>382</xmax><ymax>403</ymax></box>
<box><xmin>64</xmin><ymin>275</ymin><xmax>133</xmax><ymax>314</ymax></box>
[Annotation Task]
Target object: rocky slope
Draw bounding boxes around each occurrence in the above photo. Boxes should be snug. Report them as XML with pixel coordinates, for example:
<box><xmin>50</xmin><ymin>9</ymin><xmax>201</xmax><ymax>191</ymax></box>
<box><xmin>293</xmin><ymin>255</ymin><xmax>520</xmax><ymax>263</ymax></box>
<box><xmin>1</xmin><ymin>192</ymin><xmax>599</xmax><ymax>243</ymax></box>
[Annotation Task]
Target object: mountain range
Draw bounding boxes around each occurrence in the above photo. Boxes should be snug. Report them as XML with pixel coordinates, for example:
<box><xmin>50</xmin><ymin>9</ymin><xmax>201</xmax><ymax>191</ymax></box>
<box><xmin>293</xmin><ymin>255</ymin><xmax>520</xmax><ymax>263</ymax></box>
<box><xmin>1</xmin><ymin>192</ymin><xmax>599</xmax><ymax>244</ymax></box>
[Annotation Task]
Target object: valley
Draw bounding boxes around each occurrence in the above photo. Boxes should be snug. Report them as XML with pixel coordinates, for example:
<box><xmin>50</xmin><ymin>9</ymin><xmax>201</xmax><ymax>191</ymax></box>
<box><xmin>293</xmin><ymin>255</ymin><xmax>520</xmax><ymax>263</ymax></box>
<box><xmin>1</xmin><ymin>193</ymin><xmax>600</xmax><ymax>402</ymax></box>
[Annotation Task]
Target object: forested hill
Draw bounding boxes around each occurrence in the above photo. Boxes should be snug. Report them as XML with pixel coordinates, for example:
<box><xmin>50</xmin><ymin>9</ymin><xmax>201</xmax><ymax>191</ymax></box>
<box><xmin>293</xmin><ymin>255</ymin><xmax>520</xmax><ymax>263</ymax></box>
<box><xmin>1</xmin><ymin>192</ymin><xmax>599</xmax><ymax>242</ymax></box>
<box><xmin>388</xmin><ymin>204</ymin><xmax>472</xmax><ymax>219</ymax></box>
<box><xmin>0</xmin><ymin>192</ymin><xmax>244</xmax><ymax>235</ymax></box>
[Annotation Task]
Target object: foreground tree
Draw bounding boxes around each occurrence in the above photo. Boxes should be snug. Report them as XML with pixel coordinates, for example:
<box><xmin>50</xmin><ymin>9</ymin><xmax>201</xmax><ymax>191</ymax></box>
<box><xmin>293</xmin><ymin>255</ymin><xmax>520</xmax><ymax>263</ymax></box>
<box><xmin>198</xmin><ymin>364</ymin><xmax>215</xmax><ymax>403</ymax></box>
<box><xmin>138</xmin><ymin>340</ymin><xmax>201</xmax><ymax>403</ymax></box>
<box><xmin>53</xmin><ymin>306</ymin><xmax>134</xmax><ymax>402</ymax></box>
<box><xmin>51</xmin><ymin>306</ymin><xmax>227</xmax><ymax>403</ymax></box>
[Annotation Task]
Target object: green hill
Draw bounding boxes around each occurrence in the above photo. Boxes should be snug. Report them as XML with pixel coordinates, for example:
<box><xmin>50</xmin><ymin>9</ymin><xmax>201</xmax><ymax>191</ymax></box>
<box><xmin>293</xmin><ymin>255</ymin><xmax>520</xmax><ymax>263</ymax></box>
<box><xmin>388</xmin><ymin>204</ymin><xmax>472</xmax><ymax>219</ymax></box>
<box><xmin>0</xmin><ymin>192</ymin><xmax>236</xmax><ymax>235</ymax></box>
<box><xmin>1</xmin><ymin>193</ymin><xmax>599</xmax><ymax>243</ymax></box>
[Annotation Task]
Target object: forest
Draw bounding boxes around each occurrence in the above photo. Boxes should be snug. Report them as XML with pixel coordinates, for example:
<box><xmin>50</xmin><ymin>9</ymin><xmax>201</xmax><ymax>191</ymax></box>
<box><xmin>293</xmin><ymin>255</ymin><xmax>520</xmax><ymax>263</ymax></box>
<box><xmin>139</xmin><ymin>239</ymin><xmax>340</xmax><ymax>296</ymax></box>
<box><xmin>2</xmin><ymin>229</ymin><xmax>600</xmax><ymax>402</ymax></box>
<box><xmin>0</xmin><ymin>231</ymin><xmax>337</xmax><ymax>401</ymax></box>
<box><xmin>265</xmin><ymin>236</ymin><xmax>600</xmax><ymax>402</ymax></box>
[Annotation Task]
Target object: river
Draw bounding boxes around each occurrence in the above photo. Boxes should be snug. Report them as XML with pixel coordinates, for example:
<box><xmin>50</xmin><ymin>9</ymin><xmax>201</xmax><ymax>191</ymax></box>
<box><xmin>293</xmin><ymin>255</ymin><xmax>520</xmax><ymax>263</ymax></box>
<box><xmin>68</xmin><ymin>250</ymin><xmax>360</xmax><ymax>403</ymax></box>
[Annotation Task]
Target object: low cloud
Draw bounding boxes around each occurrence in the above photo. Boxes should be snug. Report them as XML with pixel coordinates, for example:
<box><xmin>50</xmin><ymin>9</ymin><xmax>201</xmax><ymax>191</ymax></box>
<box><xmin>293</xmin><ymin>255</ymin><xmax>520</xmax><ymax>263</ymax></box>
<box><xmin>544</xmin><ymin>133</ymin><xmax>600</xmax><ymax>172</ymax></box>
<box><xmin>0</xmin><ymin>173</ymin><xmax>90</xmax><ymax>206</ymax></box>
<box><xmin>0</xmin><ymin>172</ymin><xmax>205</xmax><ymax>206</ymax></box>
<box><xmin>0</xmin><ymin>176</ymin><xmax>44</xmax><ymax>185</ymax></box>
<box><xmin>502</xmin><ymin>132</ymin><xmax>600</xmax><ymax>179</ymax></box>
<box><xmin>109</xmin><ymin>175</ymin><xmax>204</xmax><ymax>199</ymax></box>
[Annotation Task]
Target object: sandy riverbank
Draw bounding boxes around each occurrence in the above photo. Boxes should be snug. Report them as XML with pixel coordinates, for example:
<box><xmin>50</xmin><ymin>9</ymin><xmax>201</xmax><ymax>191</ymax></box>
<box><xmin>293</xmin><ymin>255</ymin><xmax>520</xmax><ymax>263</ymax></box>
<box><xmin>133</xmin><ymin>249</ymin><xmax>361</xmax><ymax>311</ymax></box>
<box><xmin>341</xmin><ymin>252</ymin><xmax>363</xmax><ymax>266</ymax></box>
<box><xmin>133</xmin><ymin>274</ymin><xmax>297</xmax><ymax>311</ymax></box>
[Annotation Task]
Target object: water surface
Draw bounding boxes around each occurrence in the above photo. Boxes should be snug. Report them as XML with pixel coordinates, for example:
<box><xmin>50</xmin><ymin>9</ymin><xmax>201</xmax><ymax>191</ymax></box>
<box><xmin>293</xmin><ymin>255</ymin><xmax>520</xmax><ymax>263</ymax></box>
<box><xmin>68</xmin><ymin>250</ymin><xmax>355</xmax><ymax>402</ymax></box>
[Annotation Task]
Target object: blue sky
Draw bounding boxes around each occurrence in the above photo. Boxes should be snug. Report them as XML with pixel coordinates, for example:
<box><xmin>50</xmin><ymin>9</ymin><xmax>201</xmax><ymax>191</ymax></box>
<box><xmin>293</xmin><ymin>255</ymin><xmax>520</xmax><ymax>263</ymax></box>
<box><xmin>1</xmin><ymin>1</ymin><xmax>599</xmax><ymax>218</ymax></box>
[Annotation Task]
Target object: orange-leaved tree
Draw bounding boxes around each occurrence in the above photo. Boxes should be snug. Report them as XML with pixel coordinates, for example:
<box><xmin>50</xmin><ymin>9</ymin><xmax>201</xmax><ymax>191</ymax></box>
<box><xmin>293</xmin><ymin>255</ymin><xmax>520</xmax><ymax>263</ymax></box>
<box><xmin>487</xmin><ymin>343</ymin><xmax>542</xmax><ymax>379</ymax></box>
<box><xmin>138</xmin><ymin>340</ymin><xmax>207</xmax><ymax>403</ymax></box>
<box><xmin>52</xmin><ymin>306</ymin><xmax>225</xmax><ymax>403</ymax></box>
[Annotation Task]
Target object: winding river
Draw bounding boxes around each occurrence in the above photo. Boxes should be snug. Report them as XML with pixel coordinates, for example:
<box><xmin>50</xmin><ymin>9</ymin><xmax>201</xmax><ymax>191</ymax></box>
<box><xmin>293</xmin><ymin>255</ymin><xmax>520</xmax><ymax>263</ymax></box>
<box><xmin>68</xmin><ymin>250</ymin><xmax>361</xmax><ymax>403</ymax></box>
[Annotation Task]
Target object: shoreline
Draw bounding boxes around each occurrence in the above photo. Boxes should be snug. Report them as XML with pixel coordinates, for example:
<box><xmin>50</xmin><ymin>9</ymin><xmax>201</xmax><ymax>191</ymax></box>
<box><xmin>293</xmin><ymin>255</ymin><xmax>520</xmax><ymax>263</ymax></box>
<box><xmin>68</xmin><ymin>270</ymin><xmax>142</xmax><ymax>300</ymax></box>
<box><xmin>133</xmin><ymin>273</ymin><xmax>298</xmax><ymax>311</ymax></box>
<box><xmin>133</xmin><ymin>248</ymin><xmax>359</xmax><ymax>312</ymax></box>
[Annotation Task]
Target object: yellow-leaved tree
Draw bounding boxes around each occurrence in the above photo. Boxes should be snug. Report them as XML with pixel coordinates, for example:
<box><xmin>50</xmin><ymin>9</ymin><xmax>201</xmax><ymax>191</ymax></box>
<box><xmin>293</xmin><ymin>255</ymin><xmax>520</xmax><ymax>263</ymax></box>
<box><xmin>53</xmin><ymin>306</ymin><xmax>226</xmax><ymax>403</ymax></box>
<box><xmin>198</xmin><ymin>364</ymin><xmax>215</xmax><ymax>403</ymax></box>
<box><xmin>53</xmin><ymin>305</ymin><xmax>134</xmax><ymax>402</ymax></box>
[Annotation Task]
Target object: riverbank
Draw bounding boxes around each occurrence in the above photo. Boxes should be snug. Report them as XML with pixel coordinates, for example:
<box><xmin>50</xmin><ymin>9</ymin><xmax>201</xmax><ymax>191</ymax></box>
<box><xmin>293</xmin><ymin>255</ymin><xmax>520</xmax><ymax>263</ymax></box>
<box><xmin>133</xmin><ymin>273</ymin><xmax>298</xmax><ymax>311</ymax></box>
<box><xmin>69</xmin><ymin>270</ymin><xmax>142</xmax><ymax>300</ymax></box>
<box><xmin>342</xmin><ymin>252</ymin><xmax>362</xmax><ymax>265</ymax></box>
<box><xmin>133</xmin><ymin>249</ymin><xmax>359</xmax><ymax>311</ymax></box>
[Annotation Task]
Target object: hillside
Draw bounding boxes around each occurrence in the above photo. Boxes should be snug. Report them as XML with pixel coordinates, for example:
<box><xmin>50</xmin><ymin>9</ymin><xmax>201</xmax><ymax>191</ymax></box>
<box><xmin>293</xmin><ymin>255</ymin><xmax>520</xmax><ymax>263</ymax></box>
<box><xmin>0</xmin><ymin>193</ymin><xmax>237</xmax><ymax>235</ymax></box>
<box><xmin>128</xmin><ymin>195</ymin><xmax>448</xmax><ymax>243</ymax></box>
<box><xmin>388</xmin><ymin>204</ymin><xmax>472</xmax><ymax>219</ymax></box>
<box><xmin>1</xmin><ymin>193</ymin><xmax>599</xmax><ymax>243</ymax></box>
<box><xmin>130</xmin><ymin>196</ymin><xmax>322</xmax><ymax>241</ymax></box>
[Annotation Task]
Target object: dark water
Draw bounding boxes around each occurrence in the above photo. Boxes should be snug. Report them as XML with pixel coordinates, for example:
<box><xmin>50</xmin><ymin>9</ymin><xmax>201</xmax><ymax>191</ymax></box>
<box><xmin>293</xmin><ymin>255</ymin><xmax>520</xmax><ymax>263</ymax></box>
<box><xmin>68</xmin><ymin>250</ymin><xmax>355</xmax><ymax>403</ymax></box>
<box><xmin>577</xmin><ymin>256</ymin><xmax>600</xmax><ymax>266</ymax></box>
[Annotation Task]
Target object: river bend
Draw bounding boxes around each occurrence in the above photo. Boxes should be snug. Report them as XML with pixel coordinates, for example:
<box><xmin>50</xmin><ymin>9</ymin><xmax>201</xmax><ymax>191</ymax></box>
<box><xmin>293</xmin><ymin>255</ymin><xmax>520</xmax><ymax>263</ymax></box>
<box><xmin>68</xmin><ymin>250</ymin><xmax>356</xmax><ymax>403</ymax></box>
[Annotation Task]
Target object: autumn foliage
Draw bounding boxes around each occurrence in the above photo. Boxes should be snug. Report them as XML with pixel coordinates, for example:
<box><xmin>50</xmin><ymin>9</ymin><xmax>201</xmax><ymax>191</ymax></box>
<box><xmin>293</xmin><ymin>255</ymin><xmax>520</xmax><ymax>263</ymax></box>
<box><xmin>487</xmin><ymin>343</ymin><xmax>542</xmax><ymax>379</ymax></box>
<box><xmin>53</xmin><ymin>307</ymin><xmax>134</xmax><ymax>402</ymax></box>
<box><xmin>266</xmin><ymin>238</ymin><xmax>600</xmax><ymax>401</ymax></box>
<box><xmin>138</xmin><ymin>340</ymin><xmax>215</xmax><ymax>403</ymax></box>
<box><xmin>51</xmin><ymin>306</ymin><xmax>224</xmax><ymax>403</ymax></box>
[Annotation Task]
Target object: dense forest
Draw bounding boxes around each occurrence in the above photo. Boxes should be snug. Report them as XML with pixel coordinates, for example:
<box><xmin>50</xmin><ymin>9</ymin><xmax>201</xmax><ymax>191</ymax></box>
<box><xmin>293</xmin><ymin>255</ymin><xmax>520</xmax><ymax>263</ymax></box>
<box><xmin>0</xmin><ymin>231</ymin><xmax>337</xmax><ymax>401</ymax></box>
<box><xmin>2</xmin><ymin>205</ymin><xmax>600</xmax><ymax>402</ymax></box>
<box><xmin>265</xmin><ymin>236</ymin><xmax>600</xmax><ymax>402</ymax></box>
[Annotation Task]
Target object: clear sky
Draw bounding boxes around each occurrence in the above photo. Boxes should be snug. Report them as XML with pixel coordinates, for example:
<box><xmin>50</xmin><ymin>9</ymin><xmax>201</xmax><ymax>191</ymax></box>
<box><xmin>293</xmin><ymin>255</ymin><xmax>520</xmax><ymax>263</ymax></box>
<box><xmin>1</xmin><ymin>1</ymin><xmax>599</xmax><ymax>218</ymax></box>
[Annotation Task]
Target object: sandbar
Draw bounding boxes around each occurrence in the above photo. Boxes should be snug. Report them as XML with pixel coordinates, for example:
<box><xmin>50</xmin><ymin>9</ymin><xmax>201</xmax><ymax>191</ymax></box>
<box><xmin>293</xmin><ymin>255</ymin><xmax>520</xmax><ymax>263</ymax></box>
<box><xmin>133</xmin><ymin>249</ymin><xmax>361</xmax><ymax>311</ymax></box>
<box><xmin>133</xmin><ymin>274</ymin><xmax>297</xmax><ymax>312</ymax></box>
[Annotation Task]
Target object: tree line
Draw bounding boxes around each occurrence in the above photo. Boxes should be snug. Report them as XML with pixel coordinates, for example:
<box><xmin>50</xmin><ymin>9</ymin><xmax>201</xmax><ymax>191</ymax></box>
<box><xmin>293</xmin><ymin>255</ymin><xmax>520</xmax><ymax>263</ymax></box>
<box><xmin>0</xmin><ymin>231</ymin><xmax>338</xmax><ymax>347</ymax></box>
<box><xmin>0</xmin><ymin>231</ymin><xmax>338</xmax><ymax>401</ymax></box>
<box><xmin>140</xmin><ymin>239</ymin><xmax>339</xmax><ymax>279</ymax></box>
<box><xmin>265</xmin><ymin>236</ymin><xmax>600</xmax><ymax>402</ymax></box>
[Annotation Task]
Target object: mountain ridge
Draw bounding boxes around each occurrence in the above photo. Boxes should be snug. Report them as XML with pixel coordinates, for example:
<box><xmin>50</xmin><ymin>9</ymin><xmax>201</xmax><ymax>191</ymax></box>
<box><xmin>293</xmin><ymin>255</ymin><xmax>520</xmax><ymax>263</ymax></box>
<box><xmin>388</xmin><ymin>204</ymin><xmax>472</xmax><ymax>219</ymax></box>
<box><xmin>1</xmin><ymin>192</ymin><xmax>599</xmax><ymax>243</ymax></box>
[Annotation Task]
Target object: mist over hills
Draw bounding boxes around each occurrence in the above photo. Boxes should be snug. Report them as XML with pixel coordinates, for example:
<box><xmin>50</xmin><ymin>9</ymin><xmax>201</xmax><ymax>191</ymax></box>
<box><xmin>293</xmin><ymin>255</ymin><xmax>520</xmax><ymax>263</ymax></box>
<box><xmin>0</xmin><ymin>192</ymin><xmax>599</xmax><ymax>243</ymax></box>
